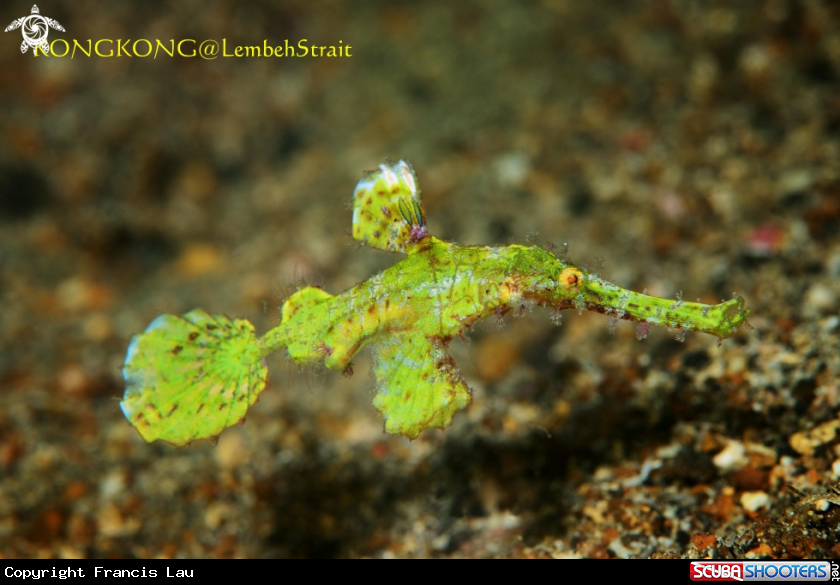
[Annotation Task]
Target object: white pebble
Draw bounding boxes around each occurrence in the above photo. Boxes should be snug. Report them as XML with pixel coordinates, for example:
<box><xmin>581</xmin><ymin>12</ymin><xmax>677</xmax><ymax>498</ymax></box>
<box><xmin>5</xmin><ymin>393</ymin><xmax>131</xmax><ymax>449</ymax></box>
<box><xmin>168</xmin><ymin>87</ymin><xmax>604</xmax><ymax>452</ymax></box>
<box><xmin>804</xmin><ymin>283</ymin><xmax>838</xmax><ymax>317</ymax></box>
<box><xmin>741</xmin><ymin>491</ymin><xmax>770</xmax><ymax>512</ymax></box>
<box><xmin>713</xmin><ymin>440</ymin><xmax>747</xmax><ymax>472</ymax></box>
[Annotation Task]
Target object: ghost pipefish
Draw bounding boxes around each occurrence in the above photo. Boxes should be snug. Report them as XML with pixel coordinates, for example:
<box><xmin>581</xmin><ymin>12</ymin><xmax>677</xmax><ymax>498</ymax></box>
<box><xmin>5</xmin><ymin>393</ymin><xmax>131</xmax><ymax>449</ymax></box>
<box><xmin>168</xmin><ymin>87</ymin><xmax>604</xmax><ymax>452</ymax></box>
<box><xmin>121</xmin><ymin>160</ymin><xmax>749</xmax><ymax>445</ymax></box>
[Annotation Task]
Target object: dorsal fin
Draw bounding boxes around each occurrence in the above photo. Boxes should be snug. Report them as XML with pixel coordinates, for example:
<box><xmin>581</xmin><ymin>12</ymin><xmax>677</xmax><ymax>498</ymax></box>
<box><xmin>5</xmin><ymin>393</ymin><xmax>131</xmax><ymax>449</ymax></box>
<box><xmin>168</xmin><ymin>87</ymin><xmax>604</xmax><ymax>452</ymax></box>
<box><xmin>351</xmin><ymin>160</ymin><xmax>430</xmax><ymax>254</ymax></box>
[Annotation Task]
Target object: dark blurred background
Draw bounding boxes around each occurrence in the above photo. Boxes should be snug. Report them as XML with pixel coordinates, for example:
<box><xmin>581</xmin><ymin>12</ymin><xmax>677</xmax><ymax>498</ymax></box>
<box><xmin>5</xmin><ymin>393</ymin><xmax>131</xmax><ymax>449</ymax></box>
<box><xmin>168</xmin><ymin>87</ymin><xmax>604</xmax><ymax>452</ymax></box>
<box><xmin>1</xmin><ymin>0</ymin><xmax>839</xmax><ymax>558</ymax></box>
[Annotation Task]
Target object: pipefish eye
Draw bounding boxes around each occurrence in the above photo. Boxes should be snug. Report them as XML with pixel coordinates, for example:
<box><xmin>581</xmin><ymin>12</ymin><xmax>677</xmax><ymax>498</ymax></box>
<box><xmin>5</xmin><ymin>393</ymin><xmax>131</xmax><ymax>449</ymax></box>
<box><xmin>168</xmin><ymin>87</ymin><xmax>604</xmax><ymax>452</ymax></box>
<box><xmin>559</xmin><ymin>267</ymin><xmax>583</xmax><ymax>288</ymax></box>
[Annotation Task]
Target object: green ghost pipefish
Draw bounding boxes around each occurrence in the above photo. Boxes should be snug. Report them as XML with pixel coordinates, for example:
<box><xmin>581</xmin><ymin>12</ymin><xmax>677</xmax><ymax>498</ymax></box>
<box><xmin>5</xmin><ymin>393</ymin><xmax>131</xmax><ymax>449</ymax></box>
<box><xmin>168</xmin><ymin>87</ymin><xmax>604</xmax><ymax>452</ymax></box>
<box><xmin>121</xmin><ymin>160</ymin><xmax>750</xmax><ymax>445</ymax></box>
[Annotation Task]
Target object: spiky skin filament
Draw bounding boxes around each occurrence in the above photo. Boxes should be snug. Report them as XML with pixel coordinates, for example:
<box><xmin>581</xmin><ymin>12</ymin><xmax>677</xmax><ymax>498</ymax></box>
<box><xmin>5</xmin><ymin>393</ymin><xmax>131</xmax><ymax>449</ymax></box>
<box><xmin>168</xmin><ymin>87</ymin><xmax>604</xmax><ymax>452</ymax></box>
<box><xmin>122</xmin><ymin>161</ymin><xmax>750</xmax><ymax>445</ymax></box>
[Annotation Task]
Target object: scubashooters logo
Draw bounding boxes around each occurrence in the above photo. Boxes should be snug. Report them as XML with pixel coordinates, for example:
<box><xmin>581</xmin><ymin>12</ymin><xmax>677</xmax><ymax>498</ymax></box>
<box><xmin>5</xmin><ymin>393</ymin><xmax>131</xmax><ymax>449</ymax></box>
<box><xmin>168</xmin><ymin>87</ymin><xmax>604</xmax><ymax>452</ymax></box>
<box><xmin>4</xmin><ymin>4</ymin><xmax>64</xmax><ymax>54</ymax></box>
<box><xmin>690</xmin><ymin>561</ymin><xmax>834</xmax><ymax>582</ymax></box>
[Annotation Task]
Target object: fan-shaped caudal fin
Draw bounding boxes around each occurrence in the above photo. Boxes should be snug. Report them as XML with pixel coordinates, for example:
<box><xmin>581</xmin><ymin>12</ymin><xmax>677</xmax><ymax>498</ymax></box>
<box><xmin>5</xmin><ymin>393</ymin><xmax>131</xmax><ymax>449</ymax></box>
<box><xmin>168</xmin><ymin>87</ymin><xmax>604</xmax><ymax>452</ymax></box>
<box><xmin>370</xmin><ymin>332</ymin><xmax>472</xmax><ymax>439</ymax></box>
<box><xmin>121</xmin><ymin>310</ymin><xmax>267</xmax><ymax>446</ymax></box>
<box><xmin>351</xmin><ymin>160</ymin><xmax>430</xmax><ymax>254</ymax></box>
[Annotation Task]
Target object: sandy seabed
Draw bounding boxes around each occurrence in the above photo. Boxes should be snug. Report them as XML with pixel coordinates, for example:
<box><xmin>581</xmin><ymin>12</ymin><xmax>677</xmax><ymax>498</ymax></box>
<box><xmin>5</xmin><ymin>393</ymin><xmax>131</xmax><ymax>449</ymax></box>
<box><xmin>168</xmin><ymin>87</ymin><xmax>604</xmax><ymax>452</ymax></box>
<box><xmin>0</xmin><ymin>0</ymin><xmax>839</xmax><ymax>558</ymax></box>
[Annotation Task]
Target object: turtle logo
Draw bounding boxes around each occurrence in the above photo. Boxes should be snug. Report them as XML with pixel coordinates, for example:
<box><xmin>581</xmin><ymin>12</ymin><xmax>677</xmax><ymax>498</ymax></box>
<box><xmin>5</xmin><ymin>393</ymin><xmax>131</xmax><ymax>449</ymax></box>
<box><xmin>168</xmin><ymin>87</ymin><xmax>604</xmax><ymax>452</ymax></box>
<box><xmin>5</xmin><ymin>5</ymin><xmax>65</xmax><ymax>55</ymax></box>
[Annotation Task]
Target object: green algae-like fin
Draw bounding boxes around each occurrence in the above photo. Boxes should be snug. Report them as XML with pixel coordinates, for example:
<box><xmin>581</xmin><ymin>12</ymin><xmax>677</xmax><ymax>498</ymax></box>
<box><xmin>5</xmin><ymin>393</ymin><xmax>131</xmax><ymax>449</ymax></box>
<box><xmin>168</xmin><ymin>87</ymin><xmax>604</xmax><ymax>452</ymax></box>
<box><xmin>281</xmin><ymin>286</ymin><xmax>334</xmax><ymax>324</ymax></box>
<box><xmin>279</xmin><ymin>286</ymin><xmax>335</xmax><ymax>364</ymax></box>
<box><xmin>121</xmin><ymin>309</ymin><xmax>267</xmax><ymax>446</ymax></box>
<box><xmin>370</xmin><ymin>332</ymin><xmax>472</xmax><ymax>439</ymax></box>
<box><xmin>352</xmin><ymin>160</ymin><xmax>429</xmax><ymax>254</ymax></box>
